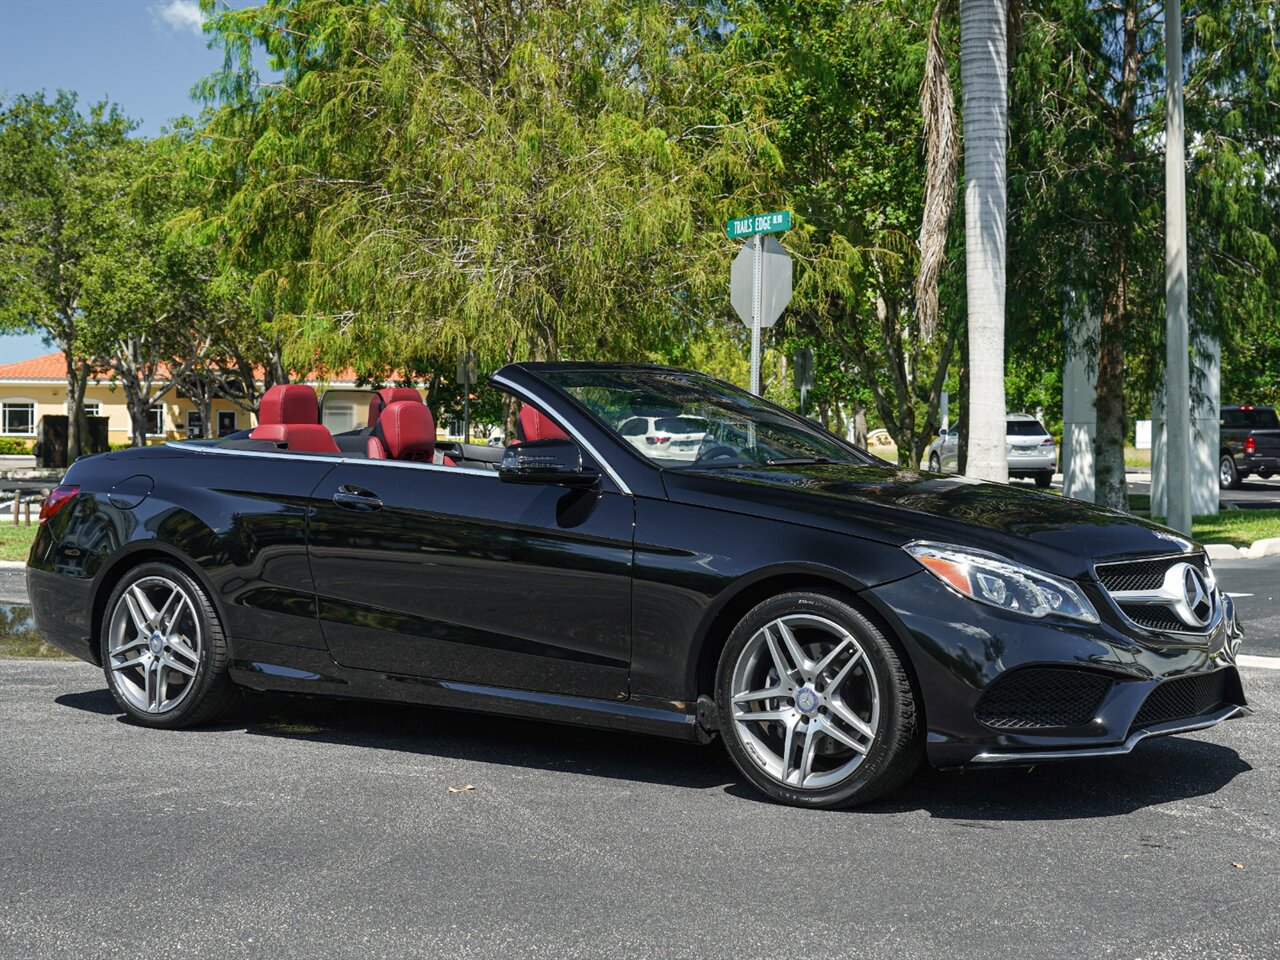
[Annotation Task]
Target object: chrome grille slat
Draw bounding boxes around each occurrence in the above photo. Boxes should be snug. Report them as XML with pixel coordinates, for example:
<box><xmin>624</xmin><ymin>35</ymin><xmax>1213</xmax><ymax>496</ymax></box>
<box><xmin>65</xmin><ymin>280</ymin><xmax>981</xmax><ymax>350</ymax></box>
<box><xmin>1093</xmin><ymin>551</ymin><xmax>1216</xmax><ymax>637</ymax></box>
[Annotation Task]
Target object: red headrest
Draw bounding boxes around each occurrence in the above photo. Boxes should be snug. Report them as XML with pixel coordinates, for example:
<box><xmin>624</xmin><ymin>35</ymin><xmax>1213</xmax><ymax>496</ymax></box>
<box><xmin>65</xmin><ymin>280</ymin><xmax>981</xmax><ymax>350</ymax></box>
<box><xmin>519</xmin><ymin>404</ymin><xmax>569</xmax><ymax>442</ymax></box>
<box><xmin>367</xmin><ymin>387</ymin><xmax>422</xmax><ymax>428</ymax></box>
<box><xmin>257</xmin><ymin>384</ymin><xmax>319</xmax><ymax>425</ymax></box>
<box><xmin>373</xmin><ymin>401</ymin><xmax>437</xmax><ymax>461</ymax></box>
<box><xmin>250</xmin><ymin>423</ymin><xmax>340</xmax><ymax>454</ymax></box>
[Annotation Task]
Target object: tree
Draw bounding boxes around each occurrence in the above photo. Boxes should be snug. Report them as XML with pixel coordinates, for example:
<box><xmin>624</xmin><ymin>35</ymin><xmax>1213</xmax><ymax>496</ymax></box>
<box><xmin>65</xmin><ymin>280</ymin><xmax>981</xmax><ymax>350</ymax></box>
<box><xmin>0</xmin><ymin>92</ymin><xmax>132</xmax><ymax>458</ymax></box>
<box><xmin>739</xmin><ymin>0</ymin><xmax>963</xmax><ymax>467</ymax></box>
<box><xmin>193</xmin><ymin>0</ymin><xmax>772</xmax><ymax>384</ymax></box>
<box><xmin>958</xmin><ymin>0</ymin><xmax>1009</xmax><ymax>482</ymax></box>
<box><xmin>80</xmin><ymin>136</ymin><xmax>216</xmax><ymax>446</ymax></box>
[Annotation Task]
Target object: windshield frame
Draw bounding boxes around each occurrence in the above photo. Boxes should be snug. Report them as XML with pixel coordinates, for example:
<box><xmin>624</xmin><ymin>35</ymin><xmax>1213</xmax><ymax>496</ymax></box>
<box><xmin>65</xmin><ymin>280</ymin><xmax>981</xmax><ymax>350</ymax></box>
<box><xmin>526</xmin><ymin>364</ymin><xmax>885</xmax><ymax>473</ymax></box>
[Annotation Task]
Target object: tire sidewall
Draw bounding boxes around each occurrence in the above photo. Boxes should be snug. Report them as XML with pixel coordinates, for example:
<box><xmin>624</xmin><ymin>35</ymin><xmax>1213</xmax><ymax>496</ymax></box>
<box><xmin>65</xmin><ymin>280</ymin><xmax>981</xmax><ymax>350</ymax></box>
<box><xmin>715</xmin><ymin>590</ymin><xmax>916</xmax><ymax>808</ymax></box>
<box><xmin>1220</xmin><ymin>455</ymin><xmax>1239</xmax><ymax>489</ymax></box>
<box><xmin>100</xmin><ymin>562</ymin><xmax>219</xmax><ymax>728</ymax></box>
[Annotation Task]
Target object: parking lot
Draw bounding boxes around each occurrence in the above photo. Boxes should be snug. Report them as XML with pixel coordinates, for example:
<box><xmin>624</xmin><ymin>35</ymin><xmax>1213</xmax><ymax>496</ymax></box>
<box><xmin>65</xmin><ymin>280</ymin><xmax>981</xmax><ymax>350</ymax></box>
<box><xmin>1</xmin><ymin>655</ymin><xmax>1277</xmax><ymax>960</ymax></box>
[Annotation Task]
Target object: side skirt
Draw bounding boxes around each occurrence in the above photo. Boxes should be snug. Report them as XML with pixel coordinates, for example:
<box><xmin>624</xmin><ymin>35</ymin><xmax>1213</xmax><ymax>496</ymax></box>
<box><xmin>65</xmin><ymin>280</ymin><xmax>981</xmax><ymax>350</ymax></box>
<box><xmin>228</xmin><ymin>637</ymin><xmax>708</xmax><ymax>743</ymax></box>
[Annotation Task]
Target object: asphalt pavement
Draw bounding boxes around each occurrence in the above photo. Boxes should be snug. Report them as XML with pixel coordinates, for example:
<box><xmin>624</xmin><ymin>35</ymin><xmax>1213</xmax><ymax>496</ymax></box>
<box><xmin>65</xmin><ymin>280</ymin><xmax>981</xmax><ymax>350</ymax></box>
<box><xmin>0</xmin><ymin>658</ymin><xmax>1276</xmax><ymax>960</ymax></box>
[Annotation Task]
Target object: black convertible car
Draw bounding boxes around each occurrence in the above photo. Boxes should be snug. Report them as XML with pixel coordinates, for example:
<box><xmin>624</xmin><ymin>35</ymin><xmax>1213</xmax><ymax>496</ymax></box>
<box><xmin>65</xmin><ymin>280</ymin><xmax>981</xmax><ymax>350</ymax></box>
<box><xmin>27</xmin><ymin>363</ymin><xmax>1248</xmax><ymax>808</ymax></box>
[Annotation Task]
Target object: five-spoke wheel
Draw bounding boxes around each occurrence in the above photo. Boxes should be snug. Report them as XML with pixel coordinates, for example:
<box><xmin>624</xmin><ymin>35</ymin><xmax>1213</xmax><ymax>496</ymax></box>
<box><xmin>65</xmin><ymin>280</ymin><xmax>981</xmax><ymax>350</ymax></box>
<box><xmin>101</xmin><ymin>562</ymin><xmax>236</xmax><ymax>727</ymax></box>
<box><xmin>716</xmin><ymin>590</ymin><xmax>921</xmax><ymax>808</ymax></box>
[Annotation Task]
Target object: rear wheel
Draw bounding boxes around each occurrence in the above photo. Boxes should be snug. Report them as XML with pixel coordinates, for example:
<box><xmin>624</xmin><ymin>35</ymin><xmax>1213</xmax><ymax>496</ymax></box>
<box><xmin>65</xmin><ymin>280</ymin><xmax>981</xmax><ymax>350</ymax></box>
<box><xmin>1034</xmin><ymin>471</ymin><xmax>1053</xmax><ymax>489</ymax></box>
<box><xmin>100</xmin><ymin>562</ymin><xmax>236</xmax><ymax>728</ymax></box>
<box><xmin>1220</xmin><ymin>455</ymin><xmax>1242</xmax><ymax>490</ymax></box>
<box><xmin>928</xmin><ymin>453</ymin><xmax>941</xmax><ymax>473</ymax></box>
<box><xmin>715</xmin><ymin>590</ymin><xmax>922</xmax><ymax>808</ymax></box>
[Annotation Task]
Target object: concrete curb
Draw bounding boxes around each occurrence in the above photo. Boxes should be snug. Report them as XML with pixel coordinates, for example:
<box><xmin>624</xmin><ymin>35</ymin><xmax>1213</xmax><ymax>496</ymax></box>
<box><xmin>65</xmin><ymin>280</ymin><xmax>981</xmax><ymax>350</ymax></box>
<box><xmin>1204</xmin><ymin>536</ymin><xmax>1280</xmax><ymax>561</ymax></box>
<box><xmin>0</xmin><ymin>560</ymin><xmax>26</xmax><ymax>570</ymax></box>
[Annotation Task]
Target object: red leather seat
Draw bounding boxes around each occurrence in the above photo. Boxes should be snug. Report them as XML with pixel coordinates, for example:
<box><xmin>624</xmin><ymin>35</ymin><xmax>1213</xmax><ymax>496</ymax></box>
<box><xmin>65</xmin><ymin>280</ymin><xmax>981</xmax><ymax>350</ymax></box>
<box><xmin>250</xmin><ymin>383</ymin><xmax>340</xmax><ymax>454</ymax></box>
<box><xmin>367</xmin><ymin>401</ymin><xmax>455</xmax><ymax>465</ymax></box>
<box><xmin>519</xmin><ymin>404</ymin><xmax>570</xmax><ymax>442</ymax></box>
<box><xmin>367</xmin><ymin>387</ymin><xmax>422</xmax><ymax>428</ymax></box>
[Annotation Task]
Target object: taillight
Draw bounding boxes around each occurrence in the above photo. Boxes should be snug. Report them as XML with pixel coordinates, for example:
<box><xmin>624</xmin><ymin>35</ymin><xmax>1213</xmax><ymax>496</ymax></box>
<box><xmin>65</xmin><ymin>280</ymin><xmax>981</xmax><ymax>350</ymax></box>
<box><xmin>1041</xmin><ymin>438</ymin><xmax>1054</xmax><ymax>445</ymax></box>
<box><xmin>1244</xmin><ymin>436</ymin><xmax>1257</xmax><ymax>455</ymax></box>
<box><xmin>39</xmin><ymin>485</ymin><xmax>79</xmax><ymax>524</ymax></box>
<box><xmin>644</xmin><ymin>436</ymin><xmax>672</xmax><ymax>445</ymax></box>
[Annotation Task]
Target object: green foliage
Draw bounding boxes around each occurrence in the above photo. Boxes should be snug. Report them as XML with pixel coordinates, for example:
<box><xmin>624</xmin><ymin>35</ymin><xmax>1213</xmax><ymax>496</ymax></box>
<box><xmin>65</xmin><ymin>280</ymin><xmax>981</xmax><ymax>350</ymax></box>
<box><xmin>0</xmin><ymin>438</ymin><xmax>34</xmax><ymax>455</ymax></box>
<box><xmin>194</xmin><ymin>0</ymin><xmax>775</xmax><ymax>383</ymax></box>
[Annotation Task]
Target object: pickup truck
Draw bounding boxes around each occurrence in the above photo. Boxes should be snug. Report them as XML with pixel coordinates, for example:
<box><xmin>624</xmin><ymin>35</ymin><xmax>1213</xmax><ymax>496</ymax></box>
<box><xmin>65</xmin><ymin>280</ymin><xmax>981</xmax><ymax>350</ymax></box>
<box><xmin>1220</xmin><ymin>404</ymin><xmax>1280</xmax><ymax>488</ymax></box>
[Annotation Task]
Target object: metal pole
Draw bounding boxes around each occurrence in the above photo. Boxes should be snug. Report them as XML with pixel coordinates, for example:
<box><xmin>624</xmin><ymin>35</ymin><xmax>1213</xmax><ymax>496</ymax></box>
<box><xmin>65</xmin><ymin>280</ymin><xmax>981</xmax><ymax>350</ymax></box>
<box><xmin>1165</xmin><ymin>0</ymin><xmax>1191</xmax><ymax>533</ymax></box>
<box><xmin>750</xmin><ymin>234</ymin><xmax>762</xmax><ymax>396</ymax></box>
<box><xmin>462</xmin><ymin>393</ymin><xmax>471</xmax><ymax>444</ymax></box>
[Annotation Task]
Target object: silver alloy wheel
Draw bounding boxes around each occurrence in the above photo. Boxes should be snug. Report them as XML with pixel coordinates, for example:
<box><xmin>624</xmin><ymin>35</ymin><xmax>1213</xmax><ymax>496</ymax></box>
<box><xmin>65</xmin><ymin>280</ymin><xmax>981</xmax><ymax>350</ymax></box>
<box><xmin>729</xmin><ymin>614</ymin><xmax>880</xmax><ymax>790</ymax></box>
<box><xmin>1220</xmin><ymin>457</ymin><xmax>1234</xmax><ymax>487</ymax></box>
<box><xmin>107</xmin><ymin>576</ymin><xmax>202</xmax><ymax>714</ymax></box>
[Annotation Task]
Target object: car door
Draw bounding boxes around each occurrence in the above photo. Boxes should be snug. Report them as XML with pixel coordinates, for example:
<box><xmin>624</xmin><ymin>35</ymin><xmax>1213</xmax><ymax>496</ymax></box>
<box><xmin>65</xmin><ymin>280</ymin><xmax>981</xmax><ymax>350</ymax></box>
<box><xmin>942</xmin><ymin>427</ymin><xmax>960</xmax><ymax>472</ymax></box>
<box><xmin>306</xmin><ymin>458</ymin><xmax>635</xmax><ymax>700</ymax></box>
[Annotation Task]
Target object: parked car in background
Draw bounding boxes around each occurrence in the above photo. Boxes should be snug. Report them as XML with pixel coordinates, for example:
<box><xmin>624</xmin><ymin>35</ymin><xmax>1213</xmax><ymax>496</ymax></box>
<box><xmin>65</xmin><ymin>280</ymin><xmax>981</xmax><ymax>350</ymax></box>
<box><xmin>617</xmin><ymin>413</ymin><xmax>709</xmax><ymax>461</ymax></box>
<box><xmin>927</xmin><ymin>414</ymin><xmax>1057</xmax><ymax>487</ymax></box>
<box><xmin>1219</xmin><ymin>405</ymin><xmax>1280</xmax><ymax>489</ymax></box>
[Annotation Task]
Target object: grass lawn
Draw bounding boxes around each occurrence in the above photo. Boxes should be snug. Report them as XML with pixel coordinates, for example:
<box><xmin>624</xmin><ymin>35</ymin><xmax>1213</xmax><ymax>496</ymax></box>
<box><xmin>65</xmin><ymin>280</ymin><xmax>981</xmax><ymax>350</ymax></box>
<box><xmin>1179</xmin><ymin>509</ymin><xmax>1280</xmax><ymax>549</ymax></box>
<box><xmin>0</xmin><ymin>524</ymin><xmax>38</xmax><ymax>563</ymax></box>
<box><xmin>1124</xmin><ymin>445</ymin><xmax>1152</xmax><ymax>469</ymax></box>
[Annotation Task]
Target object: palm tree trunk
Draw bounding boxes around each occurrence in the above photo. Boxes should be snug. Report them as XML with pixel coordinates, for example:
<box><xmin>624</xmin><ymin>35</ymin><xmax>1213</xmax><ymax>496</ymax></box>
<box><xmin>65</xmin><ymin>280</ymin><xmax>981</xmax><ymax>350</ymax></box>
<box><xmin>959</xmin><ymin>0</ymin><xmax>1009</xmax><ymax>482</ymax></box>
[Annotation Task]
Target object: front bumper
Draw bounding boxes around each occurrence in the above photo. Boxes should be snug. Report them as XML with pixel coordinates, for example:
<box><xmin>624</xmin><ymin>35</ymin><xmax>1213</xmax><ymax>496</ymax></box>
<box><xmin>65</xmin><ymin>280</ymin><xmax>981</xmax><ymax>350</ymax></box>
<box><xmin>863</xmin><ymin>571</ymin><xmax>1248</xmax><ymax>768</ymax></box>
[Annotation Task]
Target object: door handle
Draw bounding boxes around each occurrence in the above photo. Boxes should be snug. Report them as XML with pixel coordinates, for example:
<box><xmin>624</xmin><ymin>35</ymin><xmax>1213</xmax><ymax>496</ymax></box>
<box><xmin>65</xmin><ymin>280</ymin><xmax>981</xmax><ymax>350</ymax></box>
<box><xmin>332</xmin><ymin>485</ymin><xmax>383</xmax><ymax>511</ymax></box>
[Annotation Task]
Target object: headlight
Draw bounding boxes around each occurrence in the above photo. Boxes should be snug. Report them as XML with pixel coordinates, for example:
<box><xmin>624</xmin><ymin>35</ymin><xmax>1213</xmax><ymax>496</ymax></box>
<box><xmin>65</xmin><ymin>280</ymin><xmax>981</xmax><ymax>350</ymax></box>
<box><xmin>904</xmin><ymin>541</ymin><xmax>1099</xmax><ymax>624</ymax></box>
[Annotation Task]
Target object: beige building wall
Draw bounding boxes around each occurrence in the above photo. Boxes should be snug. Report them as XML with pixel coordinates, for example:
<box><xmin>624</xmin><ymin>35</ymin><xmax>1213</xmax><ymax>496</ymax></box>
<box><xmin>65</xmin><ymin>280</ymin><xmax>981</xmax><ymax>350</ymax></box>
<box><xmin>0</xmin><ymin>381</ymin><xmax>255</xmax><ymax>444</ymax></box>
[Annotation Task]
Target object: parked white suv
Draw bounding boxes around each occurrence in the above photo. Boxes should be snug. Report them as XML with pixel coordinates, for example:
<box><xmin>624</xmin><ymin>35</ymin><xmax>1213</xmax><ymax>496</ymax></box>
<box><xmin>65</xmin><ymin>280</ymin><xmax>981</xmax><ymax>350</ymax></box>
<box><xmin>927</xmin><ymin>414</ymin><xmax>1057</xmax><ymax>487</ymax></box>
<box><xmin>617</xmin><ymin>414</ymin><xmax>710</xmax><ymax>461</ymax></box>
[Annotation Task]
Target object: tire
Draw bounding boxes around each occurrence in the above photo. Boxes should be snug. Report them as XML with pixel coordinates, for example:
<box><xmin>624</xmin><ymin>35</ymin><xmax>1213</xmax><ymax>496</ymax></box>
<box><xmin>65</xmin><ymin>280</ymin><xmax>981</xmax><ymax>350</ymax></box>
<box><xmin>715</xmin><ymin>589</ymin><xmax>922</xmax><ymax>809</ymax></box>
<box><xmin>100</xmin><ymin>561</ymin><xmax>237</xmax><ymax>728</ymax></box>
<box><xmin>1034</xmin><ymin>471</ymin><xmax>1053</xmax><ymax>489</ymax></box>
<box><xmin>928</xmin><ymin>453</ymin><xmax>941</xmax><ymax>473</ymax></box>
<box><xmin>1219</xmin><ymin>455</ymin><xmax>1242</xmax><ymax>490</ymax></box>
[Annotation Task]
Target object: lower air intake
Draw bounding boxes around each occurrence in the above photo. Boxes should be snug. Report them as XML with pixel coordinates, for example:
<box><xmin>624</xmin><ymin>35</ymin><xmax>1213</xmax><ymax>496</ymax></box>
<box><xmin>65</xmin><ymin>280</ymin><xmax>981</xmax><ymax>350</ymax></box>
<box><xmin>1130</xmin><ymin>671</ymin><xmax>1231</xmax><ymax>732</ymax></box>
<box><xmin>975</xmin><ymin>668</ymin><xmax>1114</xmax><ymax>730</ymax></box>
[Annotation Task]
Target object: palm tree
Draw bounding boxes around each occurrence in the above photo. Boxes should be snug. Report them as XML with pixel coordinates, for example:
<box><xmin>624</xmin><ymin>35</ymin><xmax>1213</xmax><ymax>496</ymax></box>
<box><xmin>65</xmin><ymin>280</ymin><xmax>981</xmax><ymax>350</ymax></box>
<box><xmin>959</xmin><ymin>0</ymin><xmax>1009</xmax><ymax>482</ymax></box>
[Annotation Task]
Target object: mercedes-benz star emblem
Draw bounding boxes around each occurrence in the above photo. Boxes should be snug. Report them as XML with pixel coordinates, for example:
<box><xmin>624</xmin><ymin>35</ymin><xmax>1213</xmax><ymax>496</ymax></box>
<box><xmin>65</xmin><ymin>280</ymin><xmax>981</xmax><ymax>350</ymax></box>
<box><xmin>795</xmin><ymin>687</ymin><xmax>819</xmax><ymax>715</ymax></box>
<box><xmin>1181</xmin><ymin>565</ymin><xmax>1213</xmax><ymax>627</ymax></box>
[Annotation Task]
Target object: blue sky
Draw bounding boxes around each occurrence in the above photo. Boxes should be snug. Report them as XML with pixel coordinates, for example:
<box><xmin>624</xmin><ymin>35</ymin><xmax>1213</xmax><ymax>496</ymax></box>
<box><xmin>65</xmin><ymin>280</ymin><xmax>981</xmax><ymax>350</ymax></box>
<box><xmin>0</xmin><ymin>0</ymin><xmax>247</xmax><ymax>365</ymax></box>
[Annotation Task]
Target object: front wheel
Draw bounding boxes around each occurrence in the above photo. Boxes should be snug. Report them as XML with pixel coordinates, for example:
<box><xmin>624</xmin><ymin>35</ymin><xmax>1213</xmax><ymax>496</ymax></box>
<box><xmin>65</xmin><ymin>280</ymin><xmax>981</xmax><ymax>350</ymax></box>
<box><xmin>928</xmin><ymin>453</ymin><xmax>941</xmax><ymax>473</ymax></box>
<box><xmin>100</xmin><ymin>562</ymin><xmax>236</xmax><ymax>728</ymax></box>
<box><xmin>1220</xmin><ymin>455</ymin><xmax>1242</xmax><ymax>490</ymax></box>
<box><xmin>715</xmin><ymin>590</ymin><xmax>922</xmax><ymax>808</ymax></box>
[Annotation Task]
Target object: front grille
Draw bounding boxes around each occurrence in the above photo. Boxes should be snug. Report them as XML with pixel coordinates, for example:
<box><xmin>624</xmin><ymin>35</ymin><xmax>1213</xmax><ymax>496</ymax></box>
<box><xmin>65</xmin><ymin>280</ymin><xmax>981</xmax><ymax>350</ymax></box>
<box><xmin>1096</xmin><ymin>553</ymin><xmax>1207</xmax><ymax>593</ymax></box>
<box><xmin>1117</xmin><ymin>605</ymin><xmax>1187</xmax><ymax>633</ymax></box>
<box><xmin>976</xmin><ymin>668</ymin><xmax>1114</xmax><ymax>729</ymax></box>
<box><xmin>1131</xmin><ymin>671</ymin><xmax>1229</xmax><ymax>731</ymax></box>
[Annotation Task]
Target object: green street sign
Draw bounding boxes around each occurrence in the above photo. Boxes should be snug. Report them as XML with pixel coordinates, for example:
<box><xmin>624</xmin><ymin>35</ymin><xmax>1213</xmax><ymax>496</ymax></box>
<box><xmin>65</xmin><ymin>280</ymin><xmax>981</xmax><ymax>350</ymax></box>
<box><xmin>725</xmin><ymin>210</ymin><xmax>792</xmax><ymax>240</ymax></box>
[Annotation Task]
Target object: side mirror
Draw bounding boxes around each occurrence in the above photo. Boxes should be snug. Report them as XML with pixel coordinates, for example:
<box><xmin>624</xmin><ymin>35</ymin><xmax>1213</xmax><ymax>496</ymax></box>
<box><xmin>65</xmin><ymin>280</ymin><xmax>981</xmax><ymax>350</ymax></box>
<box><xmin>499</xmin><ymin>438</ymin><xmax>601</xmax><ymax>488</ymax></box>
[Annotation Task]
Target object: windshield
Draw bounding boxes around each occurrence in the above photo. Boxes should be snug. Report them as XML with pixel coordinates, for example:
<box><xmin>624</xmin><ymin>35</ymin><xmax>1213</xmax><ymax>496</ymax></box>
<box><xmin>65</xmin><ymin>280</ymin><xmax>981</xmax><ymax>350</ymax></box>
<box><xmin>540</xmin><ymin>369</ymin><xmax>872</xmax><ymax>469</ymax></box>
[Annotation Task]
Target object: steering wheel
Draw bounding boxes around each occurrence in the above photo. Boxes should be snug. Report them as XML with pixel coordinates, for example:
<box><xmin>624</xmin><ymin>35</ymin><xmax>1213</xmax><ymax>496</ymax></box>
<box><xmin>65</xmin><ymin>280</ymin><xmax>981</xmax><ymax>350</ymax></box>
<box><xmin>695</xmin><ymin>444</ymin><xmax>740</xmax><ymax>463</ymax></box>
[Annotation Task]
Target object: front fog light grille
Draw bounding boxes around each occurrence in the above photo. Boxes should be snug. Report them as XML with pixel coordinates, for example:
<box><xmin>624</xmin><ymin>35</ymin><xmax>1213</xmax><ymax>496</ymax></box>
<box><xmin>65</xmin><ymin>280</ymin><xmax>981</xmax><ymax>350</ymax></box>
<box><xmin>1130</xmin><ymin>671</ymin><xmax>1230</xmax><ymax>732</ymax></box>
<box><xmin>975</xmin><ymin>668</ymin><xmax>1114</xmax><ymax>730</ymax></box>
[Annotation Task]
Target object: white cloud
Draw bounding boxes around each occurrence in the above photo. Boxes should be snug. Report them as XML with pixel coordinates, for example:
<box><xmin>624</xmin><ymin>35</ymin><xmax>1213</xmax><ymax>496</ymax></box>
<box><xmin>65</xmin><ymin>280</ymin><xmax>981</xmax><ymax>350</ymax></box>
<box><xmin>152</xmin><ymin>1</ymin><xmax>206</xmax><ymax>37</ymax></box>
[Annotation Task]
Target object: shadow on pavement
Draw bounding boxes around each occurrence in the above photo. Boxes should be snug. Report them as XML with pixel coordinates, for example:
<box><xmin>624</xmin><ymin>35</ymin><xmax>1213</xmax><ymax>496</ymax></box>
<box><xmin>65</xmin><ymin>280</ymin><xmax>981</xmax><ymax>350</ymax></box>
<box><xmin>56</xmin><ymin>685</ymin><xmax>1251</xmax><ymax>814</ymax></box>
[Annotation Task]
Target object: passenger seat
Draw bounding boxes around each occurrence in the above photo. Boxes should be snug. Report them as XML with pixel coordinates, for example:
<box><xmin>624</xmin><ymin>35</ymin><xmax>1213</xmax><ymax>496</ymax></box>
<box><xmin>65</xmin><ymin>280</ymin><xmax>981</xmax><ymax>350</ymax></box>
<box><xmin>250</xmin><ymin>384</ymin><xmax>340</xmax><ymax>454</ymax></box>
<box><xmin>367</xmin><ymin>401</ymin><xmax>455</xmax><ymax>465</ymax></box>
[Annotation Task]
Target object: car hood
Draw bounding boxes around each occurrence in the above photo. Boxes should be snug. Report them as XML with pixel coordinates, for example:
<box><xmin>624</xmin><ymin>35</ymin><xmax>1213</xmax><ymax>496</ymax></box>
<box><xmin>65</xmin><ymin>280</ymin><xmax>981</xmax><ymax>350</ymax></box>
<box><xmin>661</xmin><ymin>463</ymin><xmax>1194</xmax><ymax>581</ymax></box>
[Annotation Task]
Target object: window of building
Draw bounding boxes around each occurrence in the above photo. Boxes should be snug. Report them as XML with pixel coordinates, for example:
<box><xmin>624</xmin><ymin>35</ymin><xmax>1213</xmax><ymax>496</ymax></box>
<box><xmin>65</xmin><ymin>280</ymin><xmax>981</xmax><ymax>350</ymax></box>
<box><xmin>83</xmin><ymin>400</ymin><xmax>102</xmax><ymax>418</ymax></box>
<box><xmin>217</xmin><ymin>411</ymin><xmax>237</xmax><ymax>436</ymax></box>
<box><xmin>146</xmin><ymin>405</ymin><xmax>165</xmax><ymax>437</ymax></box>
<box><xmin>1</xmin><ymin>400</ymin><xmax>36</xmax><ymax>436</ymax></box>
<box><xmin>186</xmin><ymin>411</ymin><xmax>203</xmax><ymax>439</ymax></box>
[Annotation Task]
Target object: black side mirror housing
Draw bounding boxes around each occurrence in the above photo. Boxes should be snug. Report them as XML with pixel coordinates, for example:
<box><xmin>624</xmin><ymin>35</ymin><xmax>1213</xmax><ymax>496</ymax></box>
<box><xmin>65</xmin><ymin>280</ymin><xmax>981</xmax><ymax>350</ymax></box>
<box><xmin>499</xmin><ymin>438</ymin><xmax>601</xmax><ymax>488</ymax></box>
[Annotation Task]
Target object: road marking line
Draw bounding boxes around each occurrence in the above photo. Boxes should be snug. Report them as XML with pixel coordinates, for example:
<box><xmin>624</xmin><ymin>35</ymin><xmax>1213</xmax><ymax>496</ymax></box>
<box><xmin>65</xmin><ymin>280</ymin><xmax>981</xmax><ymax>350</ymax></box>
<box><xmin>1237</xmin><ymin>655</ymin><xmax>1280</xmax><ymax>670</ymax></box>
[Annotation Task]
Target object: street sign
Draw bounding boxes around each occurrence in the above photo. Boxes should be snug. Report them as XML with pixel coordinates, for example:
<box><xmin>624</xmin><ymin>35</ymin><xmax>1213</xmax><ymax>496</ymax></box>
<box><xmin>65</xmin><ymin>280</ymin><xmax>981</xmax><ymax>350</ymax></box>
<box><xmin>730</xmin><ymin>235</ymin><xmax>793</xmax><ymax>395</ymax></box>
<box><xmin>726</xmin><ymin>209</ymin><xmax>792</xmax><ymax>240</ymax></box>
<box><xmin>456</xmin><ymin>351</ymin><xmax>477</xmax><ymax>386</ymax></box>
<box><xmin>730</xmin><ymin>236</ymin><xmax>792</xmax><ymax>330</ymax></box>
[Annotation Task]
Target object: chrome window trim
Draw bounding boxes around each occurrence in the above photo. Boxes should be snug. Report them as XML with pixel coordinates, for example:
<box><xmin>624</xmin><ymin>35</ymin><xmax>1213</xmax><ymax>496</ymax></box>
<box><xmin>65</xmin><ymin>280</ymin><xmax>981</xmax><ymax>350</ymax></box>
<box><xmin>166</xmin><ymin>441</ymin><xmax>498</xmax><ymax>479</ymax></box>
<box><xmin>489</xmin><ymin>372</ymin><xmax>633</xmax><ymax>496</ymax></box>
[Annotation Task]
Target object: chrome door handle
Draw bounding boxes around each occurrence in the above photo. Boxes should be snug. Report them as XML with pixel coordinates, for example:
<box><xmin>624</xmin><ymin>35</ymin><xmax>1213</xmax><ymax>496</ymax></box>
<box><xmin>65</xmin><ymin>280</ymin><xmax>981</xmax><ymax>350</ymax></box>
<box><xmin>332</xmin><ymin>485</ymin><xmax>382</xmax><ymax>511</ymax></box>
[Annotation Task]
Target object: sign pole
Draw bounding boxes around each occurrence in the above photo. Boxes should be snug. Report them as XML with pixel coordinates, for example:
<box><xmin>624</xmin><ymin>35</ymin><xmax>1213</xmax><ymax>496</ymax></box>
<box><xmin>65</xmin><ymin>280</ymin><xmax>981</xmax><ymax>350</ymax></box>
<box><xmin>750</xmin><ymin>234</ymin><xmax>763</xmax><ymax>395</ymax></box>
